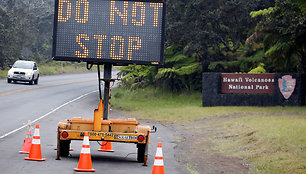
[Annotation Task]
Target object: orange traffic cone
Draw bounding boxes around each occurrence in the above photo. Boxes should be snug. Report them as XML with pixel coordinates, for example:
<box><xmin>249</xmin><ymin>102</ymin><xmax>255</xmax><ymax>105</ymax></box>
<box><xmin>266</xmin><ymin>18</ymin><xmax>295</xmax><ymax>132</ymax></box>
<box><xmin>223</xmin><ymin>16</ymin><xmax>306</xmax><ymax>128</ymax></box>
<box><xmin>19</xmin><ymin>121</ymin><xmax>32</xmax><ymax>154</ymax></box>
<box><xmin>152</xmin><ymin>142</ymin><xmax>164</xmax><ymax>174</ymax></box>
<box><xmin>74</xmin><ymin>132</ymin><xmax>96</xmax><ymax>172</ymax></box>
<box><xmin>24</xmin><ymin>124</ymin><xmax>46</xmax><ymax>161</ymax></box>
<box><xmin>98</xmin><ymin>141</ymin><xmax>114</xmax><ymax>152</ymax></box>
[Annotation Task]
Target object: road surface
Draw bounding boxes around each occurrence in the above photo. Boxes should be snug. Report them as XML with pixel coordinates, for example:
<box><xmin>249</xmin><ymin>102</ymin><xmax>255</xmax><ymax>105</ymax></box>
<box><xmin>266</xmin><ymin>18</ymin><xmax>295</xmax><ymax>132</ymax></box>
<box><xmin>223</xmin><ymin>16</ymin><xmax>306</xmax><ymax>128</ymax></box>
<box><xmin>0</xmin><ymin>72</ymin><xmax>187</xmax><ymax>174</ymax></box>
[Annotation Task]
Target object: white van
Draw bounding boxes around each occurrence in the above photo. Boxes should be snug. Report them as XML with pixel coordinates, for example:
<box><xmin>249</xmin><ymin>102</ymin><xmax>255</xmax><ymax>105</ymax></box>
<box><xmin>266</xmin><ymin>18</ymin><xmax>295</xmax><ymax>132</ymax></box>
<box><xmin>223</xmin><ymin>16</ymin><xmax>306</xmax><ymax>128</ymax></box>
<box><xmin>7</xmin><ymin>60</ymin><xmax>39</xmax><ymax>85</ymax></box>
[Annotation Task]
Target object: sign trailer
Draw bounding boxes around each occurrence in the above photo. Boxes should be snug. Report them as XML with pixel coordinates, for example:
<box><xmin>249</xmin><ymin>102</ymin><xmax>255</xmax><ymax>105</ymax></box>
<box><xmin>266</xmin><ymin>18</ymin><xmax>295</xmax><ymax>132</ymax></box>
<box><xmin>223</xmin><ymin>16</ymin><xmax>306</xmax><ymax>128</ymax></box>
<box><xmin>52</xmin><ymin>0</ymin><xmax>165</xmax><ymax>165</ymax></box>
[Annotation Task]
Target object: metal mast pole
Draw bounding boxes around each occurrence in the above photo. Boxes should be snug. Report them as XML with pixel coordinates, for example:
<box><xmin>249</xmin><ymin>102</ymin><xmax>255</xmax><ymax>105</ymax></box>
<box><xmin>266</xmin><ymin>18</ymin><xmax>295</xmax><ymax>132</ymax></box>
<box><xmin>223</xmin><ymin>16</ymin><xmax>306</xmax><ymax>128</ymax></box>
<box><xmin>97</xmin><ymin>64</ymin><xmax>102</xmax><ymax>100</ymax></box>
<box><xmin>103</xmin><ymin>63</ymin><xmax>112</xmax><ymax>120</ymax></box>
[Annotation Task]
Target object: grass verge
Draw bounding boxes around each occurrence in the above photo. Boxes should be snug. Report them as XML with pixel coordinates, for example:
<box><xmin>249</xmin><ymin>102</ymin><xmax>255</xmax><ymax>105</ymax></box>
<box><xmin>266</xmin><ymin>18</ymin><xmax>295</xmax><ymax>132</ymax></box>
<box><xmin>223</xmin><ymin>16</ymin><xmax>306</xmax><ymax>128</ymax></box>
<box><xmin>0</xmin><ymin>69</ymin><xmax>7</xmax><ymax>79</ymax></box>
<box><xmin>111</xmin><ymin>86</ymin><xmax>306</xmax><ymax>174</ymax></box>
<box><xmin>213</xmin><ymin>115</ymin><xmax>306</xmax><ymax>173</ymax></box>
<box><xmin>38</xmin><ymin>62</ymin><xmax>96</xmax><ymax>75</ymax></box>
<box><xmin>0</xmin><ymin>62</ymin><xmax>96</xmax><ymax>79</ymax></box>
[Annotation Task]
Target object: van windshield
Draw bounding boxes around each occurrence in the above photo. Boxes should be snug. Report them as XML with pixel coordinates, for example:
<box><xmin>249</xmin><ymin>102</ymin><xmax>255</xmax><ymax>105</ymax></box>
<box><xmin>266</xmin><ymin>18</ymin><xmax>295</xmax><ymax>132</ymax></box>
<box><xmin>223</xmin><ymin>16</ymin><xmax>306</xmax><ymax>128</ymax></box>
<box><xmin>13</xmin><ymin>61</ymin><xmax>33</xmax><ymax>69</ymax></box>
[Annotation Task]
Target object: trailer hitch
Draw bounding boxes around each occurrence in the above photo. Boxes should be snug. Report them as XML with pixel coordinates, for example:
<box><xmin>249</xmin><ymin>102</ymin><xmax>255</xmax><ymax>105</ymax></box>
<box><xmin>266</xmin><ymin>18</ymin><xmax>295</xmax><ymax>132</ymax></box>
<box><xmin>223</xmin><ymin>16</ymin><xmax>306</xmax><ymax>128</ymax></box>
<box><xmin>151</xmin><ymin>125</ymin><xmax>157</xmax><ymax>133</ymax></box>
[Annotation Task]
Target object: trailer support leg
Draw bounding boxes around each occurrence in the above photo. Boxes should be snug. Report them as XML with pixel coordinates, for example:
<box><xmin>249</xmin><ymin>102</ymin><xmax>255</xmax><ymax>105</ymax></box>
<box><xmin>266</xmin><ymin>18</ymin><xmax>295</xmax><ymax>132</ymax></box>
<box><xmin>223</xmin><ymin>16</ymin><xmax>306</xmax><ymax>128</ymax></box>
<box><xmin>143</xmin><ymin>143</ymin><xmax>148</xmax><ymax>166</ymax></box>
<box><xmin>56</xmin><ymin>127</ymin><xmax>60</xmax><ymax>160</ymax></box>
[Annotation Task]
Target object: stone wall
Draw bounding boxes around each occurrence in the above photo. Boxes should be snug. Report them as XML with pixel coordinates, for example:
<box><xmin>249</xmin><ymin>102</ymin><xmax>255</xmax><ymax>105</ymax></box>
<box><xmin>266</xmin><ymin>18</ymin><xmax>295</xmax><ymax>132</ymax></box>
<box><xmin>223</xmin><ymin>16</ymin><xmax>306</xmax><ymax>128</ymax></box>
<box><xmin>202</xmin><ymin>73</ymin><xmax>305</xmax><ymax>106</ymax></box>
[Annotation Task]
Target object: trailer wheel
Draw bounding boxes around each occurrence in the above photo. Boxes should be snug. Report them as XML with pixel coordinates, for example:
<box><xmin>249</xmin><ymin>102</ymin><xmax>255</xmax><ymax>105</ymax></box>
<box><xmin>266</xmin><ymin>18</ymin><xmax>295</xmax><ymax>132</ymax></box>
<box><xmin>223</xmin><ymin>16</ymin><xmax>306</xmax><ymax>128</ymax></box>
<box><xmin>137</xmin><ymin>144</ymin><xmax>146</xmax><ymax>163</ymax></box>
<box><xmin>59</xmin><ymin>140</ymin><xmax>71</xmax><ymax>157</ymax></box>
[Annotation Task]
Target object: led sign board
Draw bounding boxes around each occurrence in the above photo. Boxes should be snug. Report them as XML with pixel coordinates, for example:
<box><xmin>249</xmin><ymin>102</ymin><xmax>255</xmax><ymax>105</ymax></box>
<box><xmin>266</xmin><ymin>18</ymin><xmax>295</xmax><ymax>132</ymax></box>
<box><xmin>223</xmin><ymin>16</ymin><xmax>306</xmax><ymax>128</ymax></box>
<box><xmin>52</xmin><ymin>0</ymin><xmax>166</xmax><ymax>65</ymax></box>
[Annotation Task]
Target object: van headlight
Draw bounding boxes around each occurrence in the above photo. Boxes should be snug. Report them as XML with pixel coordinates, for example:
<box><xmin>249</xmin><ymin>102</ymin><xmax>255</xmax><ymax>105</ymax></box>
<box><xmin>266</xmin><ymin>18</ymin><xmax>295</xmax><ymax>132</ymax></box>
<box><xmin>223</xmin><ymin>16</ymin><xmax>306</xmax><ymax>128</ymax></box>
<box><xmin>26</xmin><ymin>71</ymin><xmax>33</xmax><ymax>76</ymax></box>
<box><xmin>8</xmin><ymin>70</ymin><xmax>13</xmax><ymax>77</ymax></box>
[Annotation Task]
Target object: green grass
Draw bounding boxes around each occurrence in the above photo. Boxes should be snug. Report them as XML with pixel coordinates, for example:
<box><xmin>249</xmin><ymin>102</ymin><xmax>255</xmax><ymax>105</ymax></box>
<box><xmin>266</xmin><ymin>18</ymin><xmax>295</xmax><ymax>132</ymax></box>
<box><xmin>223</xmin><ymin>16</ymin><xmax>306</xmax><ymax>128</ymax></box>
<box><xmin>215</xmin><ymin>116</ymin><xmax>306</xmax><ymax>174</ymax></box>
<box><xmin>38</xmin><ymin>62</ymin><xmax>96</xmax><ymax>75</ymax></box>
<box><xmin>112</xmin><ymin>87</ymin><xmax>203</xmax><ymax>123</ymax></box>
<box><xmin>112</xmin><ymin>87</ymin><xmax>305</xmax><ymax>123</ymax></box>
<box><xmin>185</xmin><ymin>163</ymin><xmax>199</xmax><ymax>174</ymax></box>
<box><xmin>0</xmin><ymin>69</ymin><xmax>8</xmax><ymax>79</ymax></box>
<box><xmin>111</xmin><ymin>86</ymin><xmax>306</xmax><ymax>174</ymax></box>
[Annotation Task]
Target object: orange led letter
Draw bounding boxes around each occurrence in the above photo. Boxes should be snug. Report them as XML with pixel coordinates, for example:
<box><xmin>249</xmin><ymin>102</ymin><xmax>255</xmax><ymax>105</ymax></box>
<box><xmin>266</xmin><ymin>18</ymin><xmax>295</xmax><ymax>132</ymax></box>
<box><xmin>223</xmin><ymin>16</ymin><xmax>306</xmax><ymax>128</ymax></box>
<box><xmin>94</xmin><ymin>35</ymin><xmax>107</xmax><ymax>59</ymax></box>
<box><xmin>75</xmin><ymin>34</ymin><xmax>89</xmax><ymax>58</ymax></box>
<box><xmin>110</xmin><ymin>1</ymin><xmax>128</xmax><ymax>25</ymax></box>
<box><xmin>58</xmin><ymin>0</ymin><xmax>72</xmax><ymax>22</ymax></box>
<box><xmin>76</xmin><ymin>0</ymin><xmax>89</xmax><ymax>23</ymax></box>
<box><xmin>110</xmin><ymin>36</ymin><xmax>124</xmax><ymax>60</ymax></box>
<box><xmin>132</xmin><ymin>2</ymin><xmax>146</xmax><ymax>26</ymax></box>
<box><xmin>150</xmin><ymin>3</ymin><xmax>163</xmax><ymax>27</ymax></box>
<box><xmin>128</xmin><ymin>37</ymin><xmax>142</xmax><ymax>60</ymax></box>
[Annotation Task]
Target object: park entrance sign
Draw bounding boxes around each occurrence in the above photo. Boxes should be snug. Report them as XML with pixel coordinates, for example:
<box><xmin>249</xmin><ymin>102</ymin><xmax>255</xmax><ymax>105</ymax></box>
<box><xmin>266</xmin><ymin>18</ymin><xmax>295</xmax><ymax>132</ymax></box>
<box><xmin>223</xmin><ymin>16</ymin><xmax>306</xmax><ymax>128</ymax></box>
<box><xmin>221</xmin><ymin>73</ymin><xmax>275</xmax><ymax>94</ymax></box>
<box><xmin>52</xmin><ymin>0</ymin><xmax>166</xmax><ymax>65</ymax></box>
<box><xmin>202</xmin><ymin>73</ymin><xmax>305</xmax><ymax>106</ymax></box>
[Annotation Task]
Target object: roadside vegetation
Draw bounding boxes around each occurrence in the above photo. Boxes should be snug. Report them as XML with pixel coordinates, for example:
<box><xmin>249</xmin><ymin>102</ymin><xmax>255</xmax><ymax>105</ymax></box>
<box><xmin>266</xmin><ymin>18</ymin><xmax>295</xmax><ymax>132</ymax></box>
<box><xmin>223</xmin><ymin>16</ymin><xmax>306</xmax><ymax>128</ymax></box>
<box><xmin>38</xmin><ymin>62</ymin><xmax>96</xmax><ymax>75</ymax></box>
<box><xmin>112</xmin><ymin>87</ymin><xmax>306</xmax><ymax>174</ymax></box>
<box><xmin>215</xmin><ymin>115</ymin><xmax>306</xmax><ymax>173</ymax></box>
<box><xmin>0</xmin><ymin>62</ymin><xmax>94</xmax><ymax>79</ymax></box>
<box><xmin>0</xmin><ymin>69</ymin><xmax>7</xmax><ymax>79</ymax></box>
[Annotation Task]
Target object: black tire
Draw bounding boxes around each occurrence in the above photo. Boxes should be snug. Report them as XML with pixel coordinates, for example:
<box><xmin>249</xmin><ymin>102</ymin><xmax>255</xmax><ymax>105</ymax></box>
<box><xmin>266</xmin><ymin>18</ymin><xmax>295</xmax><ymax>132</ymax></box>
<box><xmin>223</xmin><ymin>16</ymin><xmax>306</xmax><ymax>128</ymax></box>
<box><xmin>137</xmin><ymin>144</ymin><xmax>146</xmax><ymax>163</ymax></box>
<box><xmin>7</xmin><ymin>78</ymin><xmax>11</xmax><ymax>83</ymax></box>
<box><xmin>59</xmin><ymin>140</ymin><xmax>71</xmax><ymax>157</ymax></box>
<box><xmin>29</xmin><ymin>76</ymin><xmax>34</xmax><ymax>85</ymax></box>
<box><xmin>34</xmin><ymin>75</ymin><xmax>39</xmax><ymax>85</ymax></box>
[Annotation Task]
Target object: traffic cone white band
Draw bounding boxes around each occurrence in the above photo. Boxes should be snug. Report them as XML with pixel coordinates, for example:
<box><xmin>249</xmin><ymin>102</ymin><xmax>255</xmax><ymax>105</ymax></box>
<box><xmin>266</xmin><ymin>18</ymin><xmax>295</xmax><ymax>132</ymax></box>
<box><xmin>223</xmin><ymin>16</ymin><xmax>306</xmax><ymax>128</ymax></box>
<box><xmin>25</xmin><ymin>133</ymin><xmax>32</xmax><ymax>139</ymax></box>
<box><xmin>155</xmin><ymin>148</ymin><xmax>163</xmax><ymax>157</ymax></box>
<box><xmin>83</xmin><ymin>136</ymin><xmax>89</xmax><ymax>145</ymax></box>
<box><xmin>33</xmin><ymin>129</ymin><xmax>40</xmax><ymax>136</ymax></box>
<box><xmin>74</xmin><ymin>132</ymin><xmax>95</xmax><ymax>172</ymax></box>
<box><xmin>154</xmin><ymin>159</ymin><xmax>164</xmax><ymax>166</ymax></box>
<box><xmin>81</xmin><ymin>148</ymin><xmax>91</xmax><ymax>154</ymax></box>
<box><xmin>24</xmin><ymin>124</ymin><xmax>46</xmax><ymax>161</ymax></box>
<box><xmin>32</xmin><ymin>138</ymin><xmax>40</xmax><ymax>145</ymax></box>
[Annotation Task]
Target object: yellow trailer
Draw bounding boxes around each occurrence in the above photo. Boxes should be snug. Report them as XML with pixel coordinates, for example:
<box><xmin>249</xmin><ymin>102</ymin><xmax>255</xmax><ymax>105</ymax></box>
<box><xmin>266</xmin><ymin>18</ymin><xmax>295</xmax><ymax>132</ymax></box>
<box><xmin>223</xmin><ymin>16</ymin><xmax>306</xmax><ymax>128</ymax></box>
<box><xmin>56</xmin><ymin>64</ymin><xmax>156</xmax><ymax>165</ymax></box>
<box><xmin>56</xmin><ymin>99</ymin><xmax>153</xmax><ymax>164</ymax></box>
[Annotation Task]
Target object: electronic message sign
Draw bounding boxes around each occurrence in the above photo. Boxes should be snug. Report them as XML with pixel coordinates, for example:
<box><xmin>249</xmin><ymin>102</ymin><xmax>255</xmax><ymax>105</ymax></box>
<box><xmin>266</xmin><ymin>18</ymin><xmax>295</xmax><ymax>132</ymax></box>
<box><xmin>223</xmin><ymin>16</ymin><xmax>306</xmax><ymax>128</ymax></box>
<box><xmin>52</xmin><ymin>0</ymin><xmax>166</xmax><ymax>65</ymax></box>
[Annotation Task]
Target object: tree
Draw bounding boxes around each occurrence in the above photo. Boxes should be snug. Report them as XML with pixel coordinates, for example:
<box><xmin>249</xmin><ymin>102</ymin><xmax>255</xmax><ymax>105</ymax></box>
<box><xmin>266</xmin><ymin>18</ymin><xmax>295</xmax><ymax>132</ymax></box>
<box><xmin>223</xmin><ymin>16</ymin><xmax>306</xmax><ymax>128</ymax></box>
<box><xmin>0</xmin><ymin>6</ymin><xmax>20</xmax><ymax>69</ymax></box>
<box><xmin>118</xmin><ymin>0</ymin><xmax>275</xmax><ymax>91</ymax></box>
<box><xmin>0</xmin><ymin>0</ymin><xmax>54</xmax><ymax>69</ymax></box>
<box><xmin>250</xmin><ymin>0</ymin><xmax>306</xmax><ymax>72</ymax></box>
<box><xmin>166</xmin><ymin>0</ymin><xmax>274</xmax><ymax>73</ymax></box>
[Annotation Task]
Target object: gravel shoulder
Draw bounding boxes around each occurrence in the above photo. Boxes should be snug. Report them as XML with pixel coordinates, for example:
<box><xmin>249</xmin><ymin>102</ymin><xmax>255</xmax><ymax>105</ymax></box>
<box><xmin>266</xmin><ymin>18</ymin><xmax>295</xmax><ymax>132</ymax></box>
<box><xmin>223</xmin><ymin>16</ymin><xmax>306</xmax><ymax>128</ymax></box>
<box><xmin>134</xmin><ymin>115</ymin><xmax>250</xmax><ymax>174</ymax></box>
<box><xmin>170</xmin><ymin>117</ymin><xmax>249</xmax><ymax>174</ymax></box>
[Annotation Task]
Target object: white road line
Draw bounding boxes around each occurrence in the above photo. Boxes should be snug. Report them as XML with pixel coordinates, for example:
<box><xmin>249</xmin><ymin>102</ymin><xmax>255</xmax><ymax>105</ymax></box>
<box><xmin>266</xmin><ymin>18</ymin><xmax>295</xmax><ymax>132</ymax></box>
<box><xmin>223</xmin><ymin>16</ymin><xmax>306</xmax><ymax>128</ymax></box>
<box><xmin>0</xmin><ymin>90</ymin><xmax>98</xmax><ymax>139</ymax></box>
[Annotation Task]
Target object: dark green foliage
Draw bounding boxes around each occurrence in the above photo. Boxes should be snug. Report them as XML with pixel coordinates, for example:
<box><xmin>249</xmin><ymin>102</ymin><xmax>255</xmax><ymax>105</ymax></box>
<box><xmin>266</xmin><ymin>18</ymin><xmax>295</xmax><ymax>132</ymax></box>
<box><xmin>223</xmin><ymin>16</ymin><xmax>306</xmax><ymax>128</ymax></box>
<box><xmin>166</xmin><ymin>0</ymin><xmax>274</xmax><ymax>73</ymax></box>
<box><xmin>118</xmin><ymin>0</ymin><xmax>276</xmax><ymax>91</ymax></box>
<box><xmin>117</xmin><ymin>45</ymin><xmax>202</xmax><ymax>92</ymax></box>
<box><xmin>0</xmin><ymin>0</ymin><xmax>53</xmax><ymax>69</ymax></box>
<box><xmin>155</xmin><ymin>45</ymin><xmax>201</xmax><ymax>91</ymax></box>
<box><xmin>117</xmin><ymin>65</ymin><xmax>157</xmax><ymax>89</ymax></box>
<box><xmin>0</xmin><ymin>6</ymin><xmax>20</xmax><ymax>69</ymax></box>
<box><xmin>251</xmin><ymin>0</ymin><xmax>306</xmax><ymax>72</ymax></box>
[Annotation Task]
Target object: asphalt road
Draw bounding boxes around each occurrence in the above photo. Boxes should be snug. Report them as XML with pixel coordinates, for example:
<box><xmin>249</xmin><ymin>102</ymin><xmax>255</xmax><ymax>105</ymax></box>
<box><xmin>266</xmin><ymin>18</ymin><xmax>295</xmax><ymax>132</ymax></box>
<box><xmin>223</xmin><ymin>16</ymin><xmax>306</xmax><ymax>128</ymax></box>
<box><xmin>0</xmin><ymin>72</ymin><xmax>188</xmax><ymax>174</ymax></box>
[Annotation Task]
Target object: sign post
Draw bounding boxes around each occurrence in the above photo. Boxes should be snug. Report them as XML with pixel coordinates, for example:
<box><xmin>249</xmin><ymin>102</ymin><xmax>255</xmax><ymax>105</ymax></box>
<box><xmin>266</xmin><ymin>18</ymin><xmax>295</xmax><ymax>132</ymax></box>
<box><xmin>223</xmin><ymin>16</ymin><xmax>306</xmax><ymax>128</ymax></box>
<box><xmin>103</xmin><ymin>63</ymin><xmax>112</xmax><ymax>120</ymax></box>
